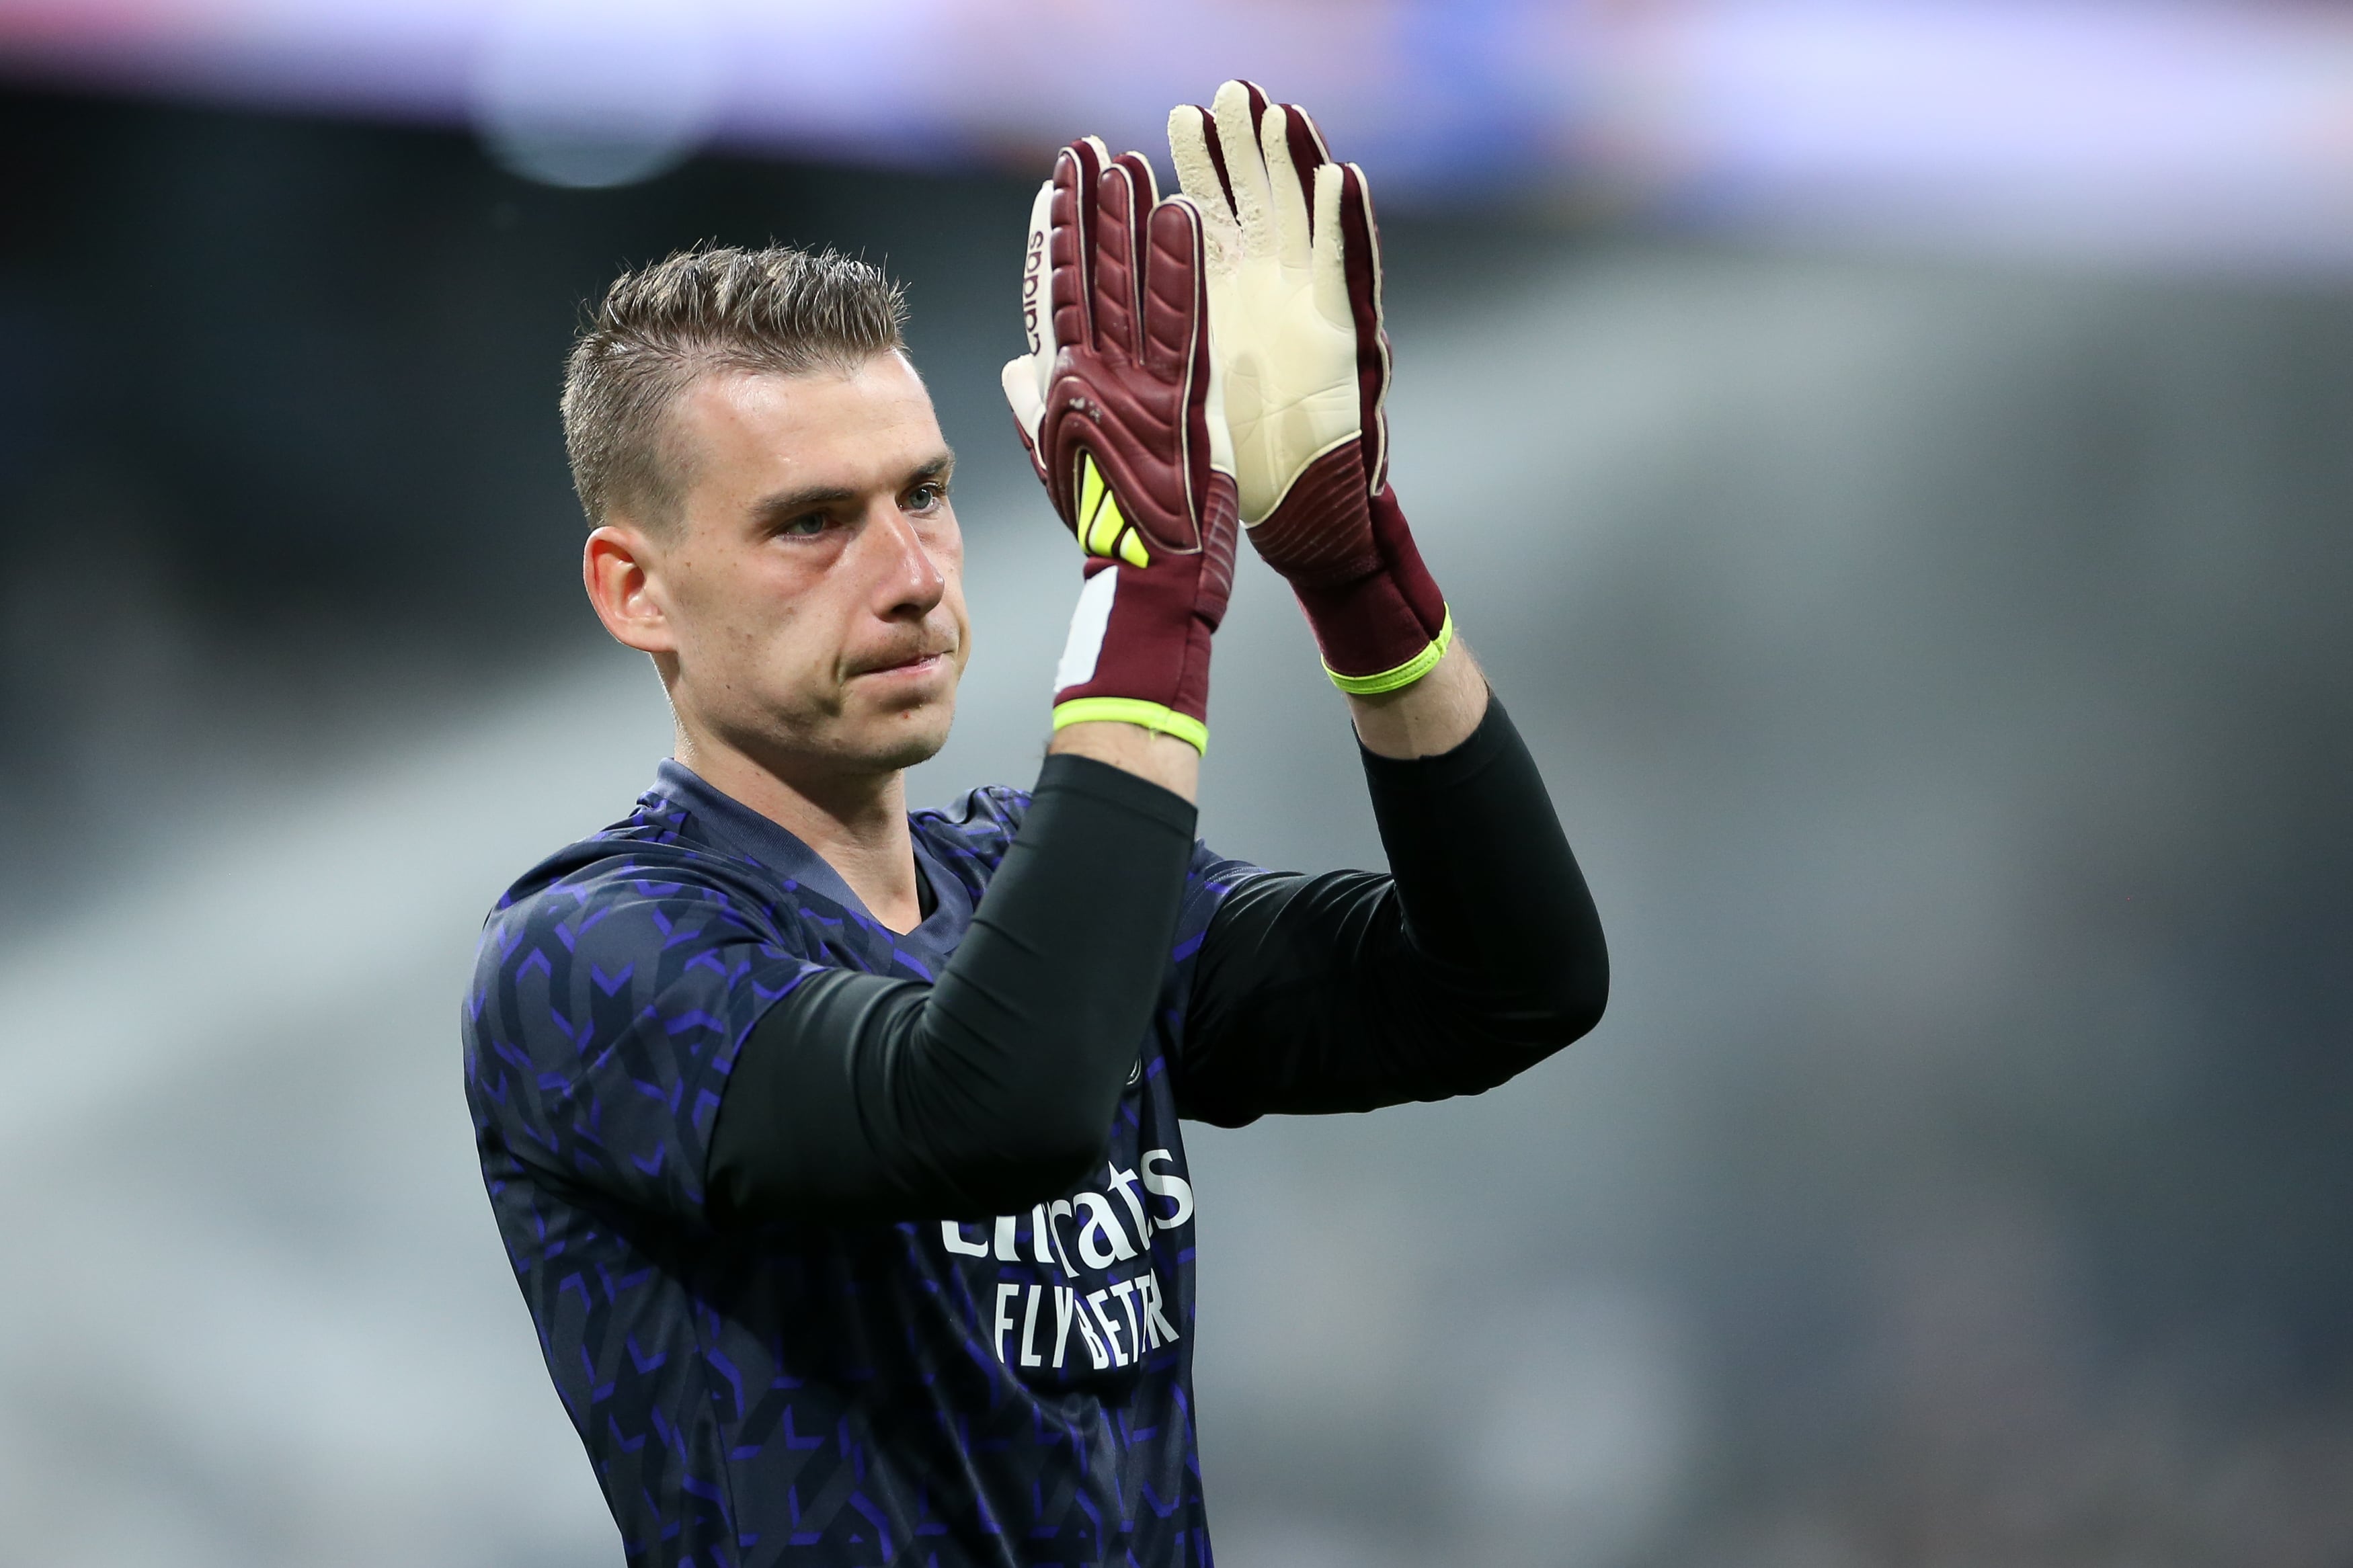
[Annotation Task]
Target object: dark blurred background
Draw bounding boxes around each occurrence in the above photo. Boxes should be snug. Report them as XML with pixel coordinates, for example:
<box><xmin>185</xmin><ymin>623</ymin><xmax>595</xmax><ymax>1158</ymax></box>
<box><xmin>2</xmin><ymin>5</ymin><xmax>2350</xmax><ymax>1565</ymax></box>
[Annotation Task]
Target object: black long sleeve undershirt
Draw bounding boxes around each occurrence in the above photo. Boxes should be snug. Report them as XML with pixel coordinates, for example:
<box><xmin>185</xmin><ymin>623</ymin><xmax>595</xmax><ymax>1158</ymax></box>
<box><xmin>1175</xmin><ymin>697</ymin><xmax>1607</xmax><ymax>1125</ymax></box>
<box><xmin>707</xmin><ymin>754</ymin><xmax>1195</xmax><ymax>1225</ymax></box>
<box><xmin>708</xmin><ymin>699</ymin><xmax>1607</xmax><ymax>1224</ymax></box>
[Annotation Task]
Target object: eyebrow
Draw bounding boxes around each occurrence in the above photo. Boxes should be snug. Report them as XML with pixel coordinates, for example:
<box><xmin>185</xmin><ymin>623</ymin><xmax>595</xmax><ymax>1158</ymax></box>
<box><xmin>748</xmin><ymin>450</ymin><xmax>957</xmax><ymax>525</ymax></box>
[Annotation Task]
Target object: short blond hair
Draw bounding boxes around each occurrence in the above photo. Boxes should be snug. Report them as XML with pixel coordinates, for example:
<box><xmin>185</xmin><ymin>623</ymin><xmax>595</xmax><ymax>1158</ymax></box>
<box><xmin>560</xmin><ymin>244</ymin><xmax>908</xmax><ymax>530</ymax></box>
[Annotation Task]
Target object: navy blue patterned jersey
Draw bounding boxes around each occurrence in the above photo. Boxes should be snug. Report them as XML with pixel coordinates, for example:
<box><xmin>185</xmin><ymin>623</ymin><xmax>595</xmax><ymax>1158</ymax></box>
<box><xmin>463</xmin><ymin>761</ymin><xmax>1259</xmax><ymax>1568</ymax></box>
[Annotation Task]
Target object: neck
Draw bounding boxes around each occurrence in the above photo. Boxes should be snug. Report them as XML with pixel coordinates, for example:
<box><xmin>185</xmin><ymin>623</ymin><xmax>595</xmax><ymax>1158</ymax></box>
<box><xmin>674</xmin><ymin>725</ymin><xmax>925</xmax><ymax>934</ymax></box>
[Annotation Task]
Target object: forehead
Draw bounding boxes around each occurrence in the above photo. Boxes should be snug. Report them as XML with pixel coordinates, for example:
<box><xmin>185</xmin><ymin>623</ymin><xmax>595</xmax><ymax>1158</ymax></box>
<box><xmin>670</xmin><ymin>356</ymin><xmax>944</xmax><ymax>499</ymax></box>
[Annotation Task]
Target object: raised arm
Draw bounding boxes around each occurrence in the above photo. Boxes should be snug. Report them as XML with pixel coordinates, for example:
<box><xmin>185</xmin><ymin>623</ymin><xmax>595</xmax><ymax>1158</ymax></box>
<box><xmin>709</xmin><ymin>137</ymin><xmax>1238</xmax><ymax>1223</ymax></box>
<box><xmin>1164</xmin><ymin>84</ymin><xmax>1605</xmax><ymax>1122</ymax></box>
<box><xmin>1178</xmin><ymin>651</ymin><xmax>1606</xmax><ymax>1124</ymax></box>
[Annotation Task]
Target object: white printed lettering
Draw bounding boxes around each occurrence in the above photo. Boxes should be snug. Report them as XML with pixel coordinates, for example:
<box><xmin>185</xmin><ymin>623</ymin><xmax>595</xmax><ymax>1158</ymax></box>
<box><xmin>1018</xmin><ymin>1284</ymin><xmax>1046</xmax><ymax>1368</ymax></box>
<box><xmin>1073</xmin><ymin>1192</ymin><xmax>1138</xmax><ymax>1268</ymax></box>
<box><xmin>1142</xmin><ymin>1269</ymin><xmax>1181</xmax><ymax>1347</ymax></box>
<box><xmin>1109</xmin><ymin>1276</ymin><xmax>1142</xmax><ymax>1355</ymax></box>
<box><xmin>1087</xmin><ymin>1287</ymin><xmax>1127</xmax><ymax>1366</ymax></box>
<box><xmin>943</xmin><ymin>1221</ymin><xmax>990</xmax><ymax>1257</ymax></box>
<box><xmin>1062</xmin><ymin>1286</ymin><xmax>1109</xmax><ymax>1369</ymax></box>
<box><xmin>1141</xmin><ymin>1149</ymin><xmax>1193</xmax><ymax>1229</ymax></box>
<box><xmin>993</xmin><ymin>1214</ymin><xmax>1019</xmax><ymax>1262</ymax></box>
<box><xmin>1047</xmin><ymin>1199</ymin><xmax>1080</xmax><ymax>1276</ymax></box>
<box><xmin>1029</xmin><ymin>1205</ymin><xmax>1055</xmax><ymax>1266</ymax></box>
<box><xmin>1134</xmin><ymin>1274</ymin><xmax>1159</xmax><ymax>1352</ymax></box>
<box><xmin>993</xmin><ymin>1282</ymin><xmax>1021</xmax><ymax>1364</ymax></box>
<box><xmin>1105</xmin><ymin>1162</ymin><xmax>1151</xmax><ymax>1245</ymax></box>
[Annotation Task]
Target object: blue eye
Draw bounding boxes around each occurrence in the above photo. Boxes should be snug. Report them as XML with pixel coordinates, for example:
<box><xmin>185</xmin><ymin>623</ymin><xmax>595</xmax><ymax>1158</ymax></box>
<box><xmin>908</xmin><ymin>484</ymin><xmax>944</xmax><ymax>511</ymax></box>
<box><xmin>780</xmin><ymin>514</ymin><xmax>826</xmax><ymax>537</ymax></box>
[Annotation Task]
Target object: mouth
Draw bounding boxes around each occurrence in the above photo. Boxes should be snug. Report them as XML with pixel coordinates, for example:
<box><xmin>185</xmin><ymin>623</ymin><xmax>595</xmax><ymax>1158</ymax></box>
<box><xmin>854</xmin><ymin>648</ymin><xmax>953</xmax><ymax>681</ymax></box>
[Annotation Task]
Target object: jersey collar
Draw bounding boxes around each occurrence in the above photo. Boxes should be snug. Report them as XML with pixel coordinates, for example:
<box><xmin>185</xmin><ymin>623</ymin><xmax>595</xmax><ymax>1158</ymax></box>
<box><xmin>647</xmin><ymin>759</ymin><xmax>973</xmax><ymax>949</ymax></box>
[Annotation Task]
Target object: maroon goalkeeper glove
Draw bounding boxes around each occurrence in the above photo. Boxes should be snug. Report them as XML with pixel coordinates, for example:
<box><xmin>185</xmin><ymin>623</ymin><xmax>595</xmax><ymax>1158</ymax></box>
<box><xmin>1003</xmin><ymin>137</ymin><xmax>1239</xmax><ymax>752</ymax></box>
<box><xmin>1168</xmin><ymin>81</ymin><xmax>1451</xmax><ymax>694</ymax></box>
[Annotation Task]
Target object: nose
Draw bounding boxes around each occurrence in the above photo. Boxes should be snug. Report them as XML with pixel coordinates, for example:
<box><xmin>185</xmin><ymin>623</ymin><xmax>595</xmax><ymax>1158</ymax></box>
<box><xmin>861</xmin><ymin>498</ymin><xmax>947</xmax><ymax>624</ymax></box>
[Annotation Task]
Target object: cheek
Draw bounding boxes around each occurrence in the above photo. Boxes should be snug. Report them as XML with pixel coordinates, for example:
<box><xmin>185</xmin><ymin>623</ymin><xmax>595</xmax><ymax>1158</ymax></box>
<box><xmin>741</xmin><ymin>590</ymin><xmax>826</xmax><ymax>677</ymax></box>
<box><xmin>931</xmin><ymin>534</ymin><xmax>969</xmax><ymax>613</ymax></box>
<box><xmin>939</xmin><ymin>578</ymin><xmax>973</xmax><ymax>662</ymax></box>
<box><xmin>678</xmin><ymin>562</ymin><xmax>821</xmax><ymax>673</ymax></box>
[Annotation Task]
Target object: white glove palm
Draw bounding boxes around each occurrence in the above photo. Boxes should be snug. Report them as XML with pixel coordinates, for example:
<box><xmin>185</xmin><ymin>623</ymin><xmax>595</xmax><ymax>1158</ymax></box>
<box><xmin>1158</xmin><ymin>81</ymin><xmax>1445</xmax><ymax>696</ymax></box>
<box><xmin>1170</xmin><ymin>81</ymin><xmax>1378</xmax><ymax>526</ymax></box>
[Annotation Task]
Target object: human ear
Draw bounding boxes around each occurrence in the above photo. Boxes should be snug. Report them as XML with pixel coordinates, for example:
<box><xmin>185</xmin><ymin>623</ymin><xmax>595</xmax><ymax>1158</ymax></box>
<box><xmin>583</xmin><ymin>524</ymin><xmax>676</xmax><ymax>654</ymax></box>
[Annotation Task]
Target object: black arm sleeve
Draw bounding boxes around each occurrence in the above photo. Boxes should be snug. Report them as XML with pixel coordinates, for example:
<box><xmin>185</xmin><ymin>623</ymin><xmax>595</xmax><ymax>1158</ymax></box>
<box><xmin>1175</xmin><ymin>697</ymin><xmax>1607</xmax><ymax>1126</ymax></box>
<box><xmin>707</xmin><ymin>754</ymin><xmax>1195</xmax><ymax>1225</ymax></box>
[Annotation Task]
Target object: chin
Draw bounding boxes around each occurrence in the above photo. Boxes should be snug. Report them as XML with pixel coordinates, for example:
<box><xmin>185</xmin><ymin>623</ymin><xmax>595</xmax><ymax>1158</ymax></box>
<box><xmin>865</xmin><ymin>725</ymin><xmax>949</xmax><ymax>773</ymax></box>
<box><xmin>852</xmin><ymin>696</ymin><xmax>955</xmax><ymax>774</ymax></box>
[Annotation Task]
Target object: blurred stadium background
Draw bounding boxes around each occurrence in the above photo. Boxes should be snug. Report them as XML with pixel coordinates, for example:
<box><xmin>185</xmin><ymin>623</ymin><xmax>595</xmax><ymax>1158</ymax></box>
<box><xmin>2</xmin><ymin>3</ymin><xmax>2350</xmax><ymax>1565</ymax></box>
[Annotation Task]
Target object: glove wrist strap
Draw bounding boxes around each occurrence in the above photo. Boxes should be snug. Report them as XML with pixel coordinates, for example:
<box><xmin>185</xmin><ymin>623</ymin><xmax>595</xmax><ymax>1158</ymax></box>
<box><xmin>1049</xmin><ymin>468</ymin><xmax>1238</xmax><ymax>758</ymax></box>
<box><xmin>1051</xmin><ymin>697</ymin><xmax>1210</xmax><ymax>754</ymax></box>
<box><xmin>1289</xmin><ymin>485</ymin><xmax>1452</xmax><ymax>695</ymax></box>
<box><xmin>1324</xmin><ymin>608</ymin><xmax>1452</xmax><ymax>694</ymax></box>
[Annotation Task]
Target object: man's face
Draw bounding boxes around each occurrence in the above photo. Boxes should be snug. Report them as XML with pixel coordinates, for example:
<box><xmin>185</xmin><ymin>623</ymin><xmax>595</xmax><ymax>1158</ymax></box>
<box><xmin>621</xmin><ymin>356</ymin><xmax>969</xmax><ymax>781</ymax></box>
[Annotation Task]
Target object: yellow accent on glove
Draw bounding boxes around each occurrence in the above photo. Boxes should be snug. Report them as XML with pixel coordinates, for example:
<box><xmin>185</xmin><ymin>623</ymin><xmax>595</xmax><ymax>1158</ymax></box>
<box><xmin>1051</xmin><ymin>696</ymin><xmax>1209</xmax><ymax>754</ymax></box>
<box><xmin>1324</xmin><ymin>608</ymin><xmax>1452</xmax><ymax>695</ymax></box>
<box><xmin>1078</xmin><ymin>452</ymin><xmax>1152</xmax><ymax>567</ymax></box>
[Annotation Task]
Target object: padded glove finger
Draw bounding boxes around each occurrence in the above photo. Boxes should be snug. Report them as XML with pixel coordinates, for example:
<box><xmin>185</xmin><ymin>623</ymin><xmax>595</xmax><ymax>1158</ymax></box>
<box><xmin>1168</xmin><ymin>81</ymin><xmax>1447</xmax><ymax>694</ymax></box>
<box><xmin>1008</xmin><ymin>139</ymin><xmax>1240</xmax><ymax>753</ymax></box>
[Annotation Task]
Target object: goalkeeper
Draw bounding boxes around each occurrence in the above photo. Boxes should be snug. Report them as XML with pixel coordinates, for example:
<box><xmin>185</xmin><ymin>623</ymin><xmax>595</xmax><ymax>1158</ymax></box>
<box><xmin>464</xmin><ymin>81</ymin><xmax>1606</xmax><ymax>1568</ymax></box>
